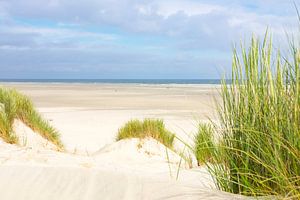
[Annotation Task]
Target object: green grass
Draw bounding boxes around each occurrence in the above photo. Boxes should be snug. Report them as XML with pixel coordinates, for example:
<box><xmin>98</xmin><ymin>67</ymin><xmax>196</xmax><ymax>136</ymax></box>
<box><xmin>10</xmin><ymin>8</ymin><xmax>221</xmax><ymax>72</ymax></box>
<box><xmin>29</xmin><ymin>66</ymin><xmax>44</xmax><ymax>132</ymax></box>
<box><xmin>116</xmin><ymin>119</ymin><xmax>175</xmax><ymax>149</ymax></box>
<box><xmin>203</xmin><ymin>33</ymin><xmax>300</xmax><ymax>198</ymax></box>
<box><xmin>0</xmin><ymin>87</ymin><xmax>63</xmax><ymax>149</ymax></box>
<box><xmin>193</xmin><ymin>123</ymin><xmax>218</xmax><ymax>166</ymax></box>
<box><xmin>0</xmin><ymin>107</ymin><xmax>17</xmax><ymax>144</ymax></box>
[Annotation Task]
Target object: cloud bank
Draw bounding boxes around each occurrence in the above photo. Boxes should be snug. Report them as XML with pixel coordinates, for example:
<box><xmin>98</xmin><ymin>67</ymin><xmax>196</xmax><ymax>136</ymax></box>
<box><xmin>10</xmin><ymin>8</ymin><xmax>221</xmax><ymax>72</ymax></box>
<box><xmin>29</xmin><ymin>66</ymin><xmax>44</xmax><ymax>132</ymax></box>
<box><xmin>0</xmin><ymin>0</ymin><xmax>297</xmax><ymax>79</ymax></box>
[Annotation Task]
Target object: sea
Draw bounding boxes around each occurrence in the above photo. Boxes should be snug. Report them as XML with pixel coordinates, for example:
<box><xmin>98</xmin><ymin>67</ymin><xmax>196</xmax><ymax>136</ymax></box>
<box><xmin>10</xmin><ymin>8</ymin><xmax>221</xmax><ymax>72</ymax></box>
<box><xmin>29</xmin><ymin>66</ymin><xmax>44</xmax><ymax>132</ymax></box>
<box><xmin>0</xmin><ymin>79</ymin><xmax>226</xmax><ymax>84</ymax></box>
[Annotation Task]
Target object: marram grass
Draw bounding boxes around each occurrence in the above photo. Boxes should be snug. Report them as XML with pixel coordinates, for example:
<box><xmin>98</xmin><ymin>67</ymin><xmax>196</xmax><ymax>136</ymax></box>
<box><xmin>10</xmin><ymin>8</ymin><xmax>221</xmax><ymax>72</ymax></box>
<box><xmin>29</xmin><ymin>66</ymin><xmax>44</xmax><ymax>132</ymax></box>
<box><xmin>193</xmin><ymin>123</ymin><xmax>218</xmax><ymax>166</ymax></box>
<box><xmin>116</xmin><ymin>119</ymin><xmax>175</xmax><ymax>149</ymax></box>
<box><xmin>204</xmin><ymin>34</ymin><xmax>300</xmax><ymax>198</ymax></box>
<box><xmin>0</xmin><ymin>87</ymin><xmax>63</xmax><ymax>149</ymax></box>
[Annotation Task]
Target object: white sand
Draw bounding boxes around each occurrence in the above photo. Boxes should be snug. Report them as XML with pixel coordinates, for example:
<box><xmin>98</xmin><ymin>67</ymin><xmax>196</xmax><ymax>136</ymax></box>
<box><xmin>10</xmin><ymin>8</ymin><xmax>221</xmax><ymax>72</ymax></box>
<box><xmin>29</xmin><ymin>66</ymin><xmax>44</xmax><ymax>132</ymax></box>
<box><xmin>0</xmin><ymin>83</ymin><xmax>247</xmax><ymax>200</ymax></box>
<box><xmin>13</xmin><ymin>119</ymin><xmax>58</xmax><ymax>151</ymax></box>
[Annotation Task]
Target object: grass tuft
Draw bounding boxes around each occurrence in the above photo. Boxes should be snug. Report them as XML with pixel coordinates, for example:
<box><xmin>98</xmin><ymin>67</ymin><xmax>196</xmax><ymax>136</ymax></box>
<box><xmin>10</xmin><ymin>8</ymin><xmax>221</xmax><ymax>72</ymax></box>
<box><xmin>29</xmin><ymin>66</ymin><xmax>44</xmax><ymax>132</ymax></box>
<box><xmin>0</xmin><ymin>87</ymin><xmax>63</xmax><ymax>149</ymax></box>
<box><xmin>116</xmin><ymin>119</ymin><xmax>175</xmax><ymax>149</ymax></box>
<box><xmin>193</xmin><ymin>123</ymin><xmax>218</xmax><ymax>166</ymax></box>
<box><xmin>204</xmin><ymin>33</ymin><xmax>300</xmax><ymax>198</ymax></box>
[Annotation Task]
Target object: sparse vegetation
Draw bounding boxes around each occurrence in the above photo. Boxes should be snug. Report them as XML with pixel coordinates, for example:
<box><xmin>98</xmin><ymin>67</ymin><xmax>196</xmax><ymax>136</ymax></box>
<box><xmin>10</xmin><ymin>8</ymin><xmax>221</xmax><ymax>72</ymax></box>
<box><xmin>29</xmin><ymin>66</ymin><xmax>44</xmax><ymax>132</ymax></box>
<box><xmin>201</xmin><ymin>33</ymin><xmax>300</xmax><ymax>198</ymax></box>
<box><xmin>0</xmin><ymin>87</ymin><xmax>63</xmax><ymax>149</ymax></box>
<box><xmin>116</xmin><ymin>119</ymin><xmax>175</xmax><ymax>148</ymax></box>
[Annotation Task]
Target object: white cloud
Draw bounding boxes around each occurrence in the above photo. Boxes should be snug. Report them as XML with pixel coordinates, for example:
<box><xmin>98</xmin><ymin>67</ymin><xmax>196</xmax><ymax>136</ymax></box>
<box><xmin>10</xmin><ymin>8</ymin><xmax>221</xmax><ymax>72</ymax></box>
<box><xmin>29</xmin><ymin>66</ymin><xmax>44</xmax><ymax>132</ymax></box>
<box><xmin>0</xmin><ymin>0</ymin><xmax>298</xmax><ymax>78</ymax></box>
<box><xmin>155</xmin><ymin>0</ymin><xmax>224</xmax><ymax>17</ymax></box>
<box><xmin>0</xmin><ymin>23</ymin><xmax>118</xmax><ymax>50</ymax></box>
<box><xmin>9</xmin><ymin>26</ymin><xmax>117</xmax><ymax>41</ymax></box>
<box><xmin>0</xmin><ymin>0</ymin><xmax>296</xmax><ymax>38</ymax></box>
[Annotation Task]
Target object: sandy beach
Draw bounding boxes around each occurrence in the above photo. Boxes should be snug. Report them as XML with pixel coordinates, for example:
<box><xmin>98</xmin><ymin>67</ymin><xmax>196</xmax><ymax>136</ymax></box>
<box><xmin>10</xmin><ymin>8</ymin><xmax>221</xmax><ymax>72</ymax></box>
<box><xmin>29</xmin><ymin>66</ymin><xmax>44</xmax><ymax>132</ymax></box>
<box><xmin>5</xmin><ymin>83</ymin><xmax>221</xmax><ymax>153</ymax></box>
<box><xmin>0</xmin><ymin>83</ymin><xmax>246</xmax><ymax>200</ymax></box>
<box><xmin>0</xmin><ymin>1</ymin><xmax>297</xmax><ymax>198</ymax></box>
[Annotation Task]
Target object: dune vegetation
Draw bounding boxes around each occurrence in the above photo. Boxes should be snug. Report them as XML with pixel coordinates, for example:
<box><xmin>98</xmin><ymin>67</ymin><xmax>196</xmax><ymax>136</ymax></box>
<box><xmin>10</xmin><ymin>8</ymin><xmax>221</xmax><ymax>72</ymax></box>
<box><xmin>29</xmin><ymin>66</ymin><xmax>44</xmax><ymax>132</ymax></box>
<box><xmin>193</xmin><ymin>123</ymin><xmax>218</xmax><ymax>166</ymax></box>
<box><xmin>116</xmin><ymin>119</ymin><xmax>175</xmax><ymax>149</ymax></box>
<box><xmin>0</xmin><ymin>87</ymin><xmax>63</xmax><ymax>149</ymax></box>
<box><xmin>194</xmin><ymin>33</ymin><xmax>300</xmax><ymax>198</ymax></box>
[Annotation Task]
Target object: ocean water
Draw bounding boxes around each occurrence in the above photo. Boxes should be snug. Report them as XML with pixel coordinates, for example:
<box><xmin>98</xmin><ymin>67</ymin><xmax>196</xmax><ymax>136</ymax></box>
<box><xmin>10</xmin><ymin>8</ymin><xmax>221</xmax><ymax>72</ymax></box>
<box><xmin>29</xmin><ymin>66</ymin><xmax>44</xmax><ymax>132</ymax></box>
<box><xmin>0</xmin><ymin>79</ymin><xmax>225</xmax><ymax>84</ymax></box>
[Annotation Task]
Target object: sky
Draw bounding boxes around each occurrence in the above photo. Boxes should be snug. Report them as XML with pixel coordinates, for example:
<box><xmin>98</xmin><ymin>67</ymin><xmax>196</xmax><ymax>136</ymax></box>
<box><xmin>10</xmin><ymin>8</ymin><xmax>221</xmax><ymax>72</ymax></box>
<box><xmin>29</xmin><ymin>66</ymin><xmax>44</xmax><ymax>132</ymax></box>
<box><xmin>0</xmin><ymin>0</ymin><xmax>298</xmax><ymax>79</ymax></box>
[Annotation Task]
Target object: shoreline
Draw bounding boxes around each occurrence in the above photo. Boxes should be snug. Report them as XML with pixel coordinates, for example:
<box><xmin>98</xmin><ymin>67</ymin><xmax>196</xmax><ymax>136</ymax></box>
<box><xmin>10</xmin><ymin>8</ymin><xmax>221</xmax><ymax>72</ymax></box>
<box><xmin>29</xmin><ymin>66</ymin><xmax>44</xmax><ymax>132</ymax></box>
<box><xmin>0</xmin><ymin>82</ymin><xmax>222</xmax><ymax>89</ymax></box>
<box><xmin>0</xmin><ymin>83</ymin><xmax>220</xmax><ymax>109</ymax></box>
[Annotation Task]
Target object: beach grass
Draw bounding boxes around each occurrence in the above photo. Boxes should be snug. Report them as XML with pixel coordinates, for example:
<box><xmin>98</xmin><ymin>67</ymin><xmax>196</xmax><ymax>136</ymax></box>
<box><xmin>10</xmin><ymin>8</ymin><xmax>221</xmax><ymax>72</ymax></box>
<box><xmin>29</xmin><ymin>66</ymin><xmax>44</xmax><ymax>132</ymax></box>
<box><xmin>116</xmin><ymin>119</ymin><xmax>175</xmax><ymax>148</ymax></box>
<box><xmin>0</xmin><ymin>108</ymin><xmax>17</xmax><ymax>144</ymax></box>
<box><xmin>0</xmin><ymin>87</ymin><xmax>63</xmax><ymax>149</ymax></box>
<box><xmin>193</xmin><ymin>123</ymin><xmax>217</xmax><ymax>166</ymax></box>
<box><xmin>203</xmin><ymin>33</ymin><xmax>300</xmax><ymax>198</ymax></box>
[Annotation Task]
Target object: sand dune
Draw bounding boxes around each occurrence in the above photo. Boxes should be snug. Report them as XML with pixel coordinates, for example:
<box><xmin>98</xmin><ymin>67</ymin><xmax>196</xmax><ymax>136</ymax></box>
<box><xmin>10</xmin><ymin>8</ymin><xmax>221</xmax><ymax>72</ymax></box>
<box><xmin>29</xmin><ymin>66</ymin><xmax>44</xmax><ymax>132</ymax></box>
<box><xmin>0</xmin><ymin>164</ymin><xmax>246</xmax><ymax>200</ymax></box>
<box><xmin>13</xmin><ymin>119</ymin><xmax>58</xmax><ymax>151</ymax></box>
<box><xmin>0</xmin><ymin>84</ymin><xmax>248</xmax><ymax>200</ymax></box>
<box><xmin>0</xmin><ymin>137</ymin><xmax>247</xmax><ymax>200</ymax></box>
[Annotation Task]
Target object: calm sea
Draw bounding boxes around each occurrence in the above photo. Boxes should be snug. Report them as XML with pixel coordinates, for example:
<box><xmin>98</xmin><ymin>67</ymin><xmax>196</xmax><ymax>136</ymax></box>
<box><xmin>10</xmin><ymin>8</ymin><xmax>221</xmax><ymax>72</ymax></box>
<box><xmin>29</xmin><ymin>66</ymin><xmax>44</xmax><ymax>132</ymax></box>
<box><xmin>0</xmin><ymin>79</ymin><xmax>225</xmax><ymax>84</ymax></box>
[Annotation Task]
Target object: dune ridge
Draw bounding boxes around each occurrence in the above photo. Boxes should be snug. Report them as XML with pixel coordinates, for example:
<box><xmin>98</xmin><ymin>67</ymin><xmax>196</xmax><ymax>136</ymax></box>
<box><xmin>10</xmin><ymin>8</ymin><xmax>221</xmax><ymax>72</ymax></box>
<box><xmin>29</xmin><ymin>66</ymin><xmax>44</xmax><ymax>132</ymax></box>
<box><xmin>0</xmin><ymin>84</ymin><xmax>249</xmax><ymax>200</ymax></box>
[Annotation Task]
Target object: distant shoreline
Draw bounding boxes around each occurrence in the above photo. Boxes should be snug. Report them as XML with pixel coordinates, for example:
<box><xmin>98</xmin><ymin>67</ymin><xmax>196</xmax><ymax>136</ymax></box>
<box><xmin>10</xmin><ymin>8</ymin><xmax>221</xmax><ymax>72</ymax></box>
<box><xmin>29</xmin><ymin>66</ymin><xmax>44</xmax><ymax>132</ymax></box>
<box><xmin>0</xmin><ymin>79</ymin><xmax>228</xmax><ymax>84</ymax></box>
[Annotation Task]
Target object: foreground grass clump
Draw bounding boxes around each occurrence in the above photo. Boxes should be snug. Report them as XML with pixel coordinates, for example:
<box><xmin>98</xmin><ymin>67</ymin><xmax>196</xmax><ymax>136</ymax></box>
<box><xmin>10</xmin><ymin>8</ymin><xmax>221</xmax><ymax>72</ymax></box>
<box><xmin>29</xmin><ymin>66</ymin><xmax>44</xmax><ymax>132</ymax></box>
<box><xmin>116</xmin><ymin>119</ymin><xmax>175</xmax><ymax>148</ymax></box>
<box><xmin>0</xmin><ymin>87</ymin><xmax>63</xmax><ymax>149</ymax></box>
<box><xmin>194</xmin><ymin>123</ymin><xmax>217</xmax><ymax>166</ymax></box>
<box><xmin>206</xmin><ymin>34</ymin><xmax>300</xmax><ymax>198</ymax></box>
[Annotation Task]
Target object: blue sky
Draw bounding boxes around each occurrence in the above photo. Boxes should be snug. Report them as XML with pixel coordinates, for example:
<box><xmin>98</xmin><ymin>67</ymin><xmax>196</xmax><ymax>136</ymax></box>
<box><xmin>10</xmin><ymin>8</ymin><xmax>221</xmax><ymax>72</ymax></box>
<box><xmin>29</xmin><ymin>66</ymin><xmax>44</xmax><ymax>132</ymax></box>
<box><xmin>0</xmin><ymin>0</ymin><xmax>298</xmax><ymax>79</ymax></box>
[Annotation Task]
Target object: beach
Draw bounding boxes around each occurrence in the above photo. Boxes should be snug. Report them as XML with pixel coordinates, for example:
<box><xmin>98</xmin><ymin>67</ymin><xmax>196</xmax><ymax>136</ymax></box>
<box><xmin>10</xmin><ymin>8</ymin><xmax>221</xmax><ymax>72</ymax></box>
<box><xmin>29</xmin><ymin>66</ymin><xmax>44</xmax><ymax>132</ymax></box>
<box><xmin>0</xmin><ymin>83</ymin><xmax>245</xmax><ymax>200</ymax></box>
<box><xmin>1</xmin><ymin>0</ymin><xmax>298</xmax><ymax>198</ymax></box>
<box><xmin>5</xmin><ymin>83</ymin><xmax>220</xmax><ymax>152</ymax></box>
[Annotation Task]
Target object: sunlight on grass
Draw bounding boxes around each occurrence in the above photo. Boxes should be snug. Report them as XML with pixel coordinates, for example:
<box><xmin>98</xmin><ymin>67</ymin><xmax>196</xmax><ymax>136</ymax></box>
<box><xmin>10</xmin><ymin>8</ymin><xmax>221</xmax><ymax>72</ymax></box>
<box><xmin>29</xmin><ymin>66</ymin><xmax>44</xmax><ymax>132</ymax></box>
<box><xmin>200</xmin><ymin>33</ymin><xmax>300</xmax><ymax>198</ymax></box>
<box><xmin>116</xmin><ymin>119</ymin><xmax>175</xmax><ymax>149</ymax></box>
<box><xmin>0</xmin><ymin>87</ymin><xmax>63</xmax><ymax>149</ymax></box>
<box><xmin>193</xmin><ymin>123</ymin><xmax>218</xmax><ymax>166</ymax></box>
